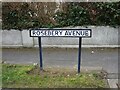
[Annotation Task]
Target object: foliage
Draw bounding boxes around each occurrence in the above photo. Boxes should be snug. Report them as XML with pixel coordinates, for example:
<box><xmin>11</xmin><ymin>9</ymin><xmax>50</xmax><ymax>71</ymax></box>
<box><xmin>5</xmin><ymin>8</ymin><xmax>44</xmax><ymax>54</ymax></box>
<box><xmin>2</xmin><ymin>3</ymin><xmax>42</xmax><ymax>30</ymax></box>
<box><xmin>2</xmin><ymin>63</ymin><xmax>108</xmax><ymax>88</ymax></box>
<box><xmin>2</xmin><ymin>2</ymin><xmax>120</xmax><ymax>30</ymax></box>
<box><xmin>54</xmin><ymin>3</ymin><xmax>91</xmax><ymax>27</ymax></box>
<box><xmin>54</xmin><ymin>2</ymin><xmax>120</xmax><ymax>27</ymax></box>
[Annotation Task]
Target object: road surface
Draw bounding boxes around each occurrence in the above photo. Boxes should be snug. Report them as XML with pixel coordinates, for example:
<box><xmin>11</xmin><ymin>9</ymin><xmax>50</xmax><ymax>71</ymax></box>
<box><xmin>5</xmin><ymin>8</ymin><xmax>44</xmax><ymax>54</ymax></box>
<box><xmin>2</xmin><ymin>48</ymin><xmax>119</xmax><ymax>74</ymax></box>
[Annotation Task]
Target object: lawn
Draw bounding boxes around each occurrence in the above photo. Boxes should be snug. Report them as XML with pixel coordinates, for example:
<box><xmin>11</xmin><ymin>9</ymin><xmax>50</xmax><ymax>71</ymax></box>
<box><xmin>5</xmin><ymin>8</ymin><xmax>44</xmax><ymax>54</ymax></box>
<box><xmin>2</xmin><ymin>63</ymin><xmax>108</xmax><ymax>88</ymax></box>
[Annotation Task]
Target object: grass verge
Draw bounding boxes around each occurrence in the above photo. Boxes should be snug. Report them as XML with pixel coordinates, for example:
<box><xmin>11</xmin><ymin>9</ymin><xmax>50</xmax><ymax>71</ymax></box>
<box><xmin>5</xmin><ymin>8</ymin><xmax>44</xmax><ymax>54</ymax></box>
<box><xmin>2</xmin><ymin>63</ymin><xmax>108</xmax><ymax>88</ymax></box>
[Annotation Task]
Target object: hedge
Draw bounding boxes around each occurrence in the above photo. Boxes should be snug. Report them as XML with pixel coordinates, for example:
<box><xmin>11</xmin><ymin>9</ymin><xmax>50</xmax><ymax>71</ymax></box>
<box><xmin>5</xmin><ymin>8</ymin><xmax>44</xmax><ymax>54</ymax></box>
<box><xmin>54</xmin><ymin>2</ymin><xmax>120</xmax><ymax>27</ymax></box>
<box><xmin>2</xmin><ymin>2</ymin><xmax>120</xmax><ymax>30</ymax></box>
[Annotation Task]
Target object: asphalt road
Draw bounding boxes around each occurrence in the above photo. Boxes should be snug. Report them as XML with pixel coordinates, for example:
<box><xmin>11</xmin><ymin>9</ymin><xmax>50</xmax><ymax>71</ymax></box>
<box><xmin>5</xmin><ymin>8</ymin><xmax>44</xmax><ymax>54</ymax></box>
<box><xmin>2</xmin><ymin>48</ymin><xmax>119</xmax><ymax>74</ymax></box>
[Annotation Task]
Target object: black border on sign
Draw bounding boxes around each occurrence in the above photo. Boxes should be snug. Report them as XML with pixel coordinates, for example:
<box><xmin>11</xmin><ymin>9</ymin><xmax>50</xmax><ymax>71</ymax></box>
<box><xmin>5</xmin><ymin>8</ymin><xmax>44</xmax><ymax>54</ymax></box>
<box><xmin>29</xmin><ymin>28</ymin><xmax>92</xmax><ymax>38</ymax></box>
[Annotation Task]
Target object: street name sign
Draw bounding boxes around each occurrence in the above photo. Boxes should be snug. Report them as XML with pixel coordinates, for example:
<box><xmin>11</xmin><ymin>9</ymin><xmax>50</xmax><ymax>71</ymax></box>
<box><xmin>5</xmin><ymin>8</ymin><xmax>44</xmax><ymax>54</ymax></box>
<box><xmin>29</xmin><ymin>28</ymin><xmax>92</xmax><ymax>73</ymax></box>
<box><xmin>30</xmin><ymin>29</ymin><xmax>91</xmax><ymax>37</ymax></box>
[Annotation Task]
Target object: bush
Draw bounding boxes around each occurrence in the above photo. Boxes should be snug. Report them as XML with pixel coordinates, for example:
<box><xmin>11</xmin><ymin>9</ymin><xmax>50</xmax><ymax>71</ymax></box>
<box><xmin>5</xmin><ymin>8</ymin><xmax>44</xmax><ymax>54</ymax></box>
<box><xmin>2</xmin><ymin>2</ymin><xmax>120</xmax><ymax>30</ymax></box>
<box><xmin>54</xmin><ymin>2</ymin><xmax>120</xmax><ymax>27</ymax></box>
<box><xmin>2</xmin><ymin>3</ymin><xmax>42</xmax><ymax>30</ymax></box>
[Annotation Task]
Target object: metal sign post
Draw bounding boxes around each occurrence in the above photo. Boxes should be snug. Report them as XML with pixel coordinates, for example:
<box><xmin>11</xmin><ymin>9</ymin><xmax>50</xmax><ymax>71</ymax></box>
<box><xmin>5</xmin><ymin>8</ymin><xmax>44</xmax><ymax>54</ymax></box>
<box><xmin>78</xmin><ymin>37</ymin><xmax>82</xmax><ymax>73</ymax></box>
<box><xmin>30</xmin><ymin>29</ymin><xmax>92</xmax><ymax>73</ymax></box>
<box><xmin>38</xmin><ymin>37</ymin><xmax>43</xmax><ymax>70</ymax></box>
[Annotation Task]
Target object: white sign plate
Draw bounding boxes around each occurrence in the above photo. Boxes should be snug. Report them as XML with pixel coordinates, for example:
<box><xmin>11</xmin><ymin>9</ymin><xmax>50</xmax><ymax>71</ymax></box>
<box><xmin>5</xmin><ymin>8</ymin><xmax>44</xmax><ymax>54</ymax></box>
<box><xmin>30</xmin><ymin>29</ymin><xmax>91</xmax><ymax>38</ymax></box>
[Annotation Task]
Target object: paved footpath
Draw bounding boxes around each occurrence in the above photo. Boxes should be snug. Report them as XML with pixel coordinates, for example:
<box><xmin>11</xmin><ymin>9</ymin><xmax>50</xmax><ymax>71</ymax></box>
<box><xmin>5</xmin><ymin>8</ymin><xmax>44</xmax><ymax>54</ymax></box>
<box><xmin>2</xmin><ymin>48</ymin><xmax>119</xmax><ymax>88</ymax></box>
